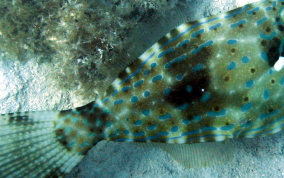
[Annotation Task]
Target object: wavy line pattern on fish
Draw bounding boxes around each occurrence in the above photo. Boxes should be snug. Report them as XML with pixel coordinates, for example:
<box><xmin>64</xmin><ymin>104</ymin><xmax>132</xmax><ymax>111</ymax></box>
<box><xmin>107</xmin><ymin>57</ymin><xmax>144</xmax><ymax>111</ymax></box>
<box><xmin>1</xmin><ymin>0</ymin><xmax>284</xmax><ymax>177</ymax></box>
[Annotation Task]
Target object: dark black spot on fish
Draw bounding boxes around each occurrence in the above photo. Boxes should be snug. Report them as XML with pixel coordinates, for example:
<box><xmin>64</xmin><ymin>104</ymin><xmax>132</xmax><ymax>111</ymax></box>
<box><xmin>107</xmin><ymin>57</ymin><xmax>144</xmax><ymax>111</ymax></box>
<box><xmin>187</xmin><ymin>114</ymin><xmax>194</xmax><ymax>120</ymax></box>
<box><xmin>214</xmin><ymin>28</ymin><xmax>218</xmax><ymax>31</ymax></box>
<box><xmin>243</xmin><ymin>96</ymin><xmax>249</xmax><ymax>102</ymax></box>
<box><xmin>268</xmin><ymin>108</ymin><xmax>274</xmax><ymax>113</ymax></box>
<box><xmin>225</xmin><ymin>122</ymin><xmax>230</xmax><ymax>126</ymax></box>
<box><xmin>169</xmin><ymin>119</ymin><xmax>178</xmax><ymax>126</ymax></box>
<box><xmin>271</xmin><ymin>79</ymin><xmax>275</xmax><ymax>84</ymax></box>
<box><xmin>145</xmin><ymin>121</ymin><xmax>154</xmax><ymax>127</ymax></box>
<box><xmin>223</xmin><ymin>75</ymin><xmax>230</xmax><ymax>82</ymax></box>
<box><xmin>89</xmin><ymin>128</ymin><xmax>95</xmax><ymax>132</ymax></box>
<box><xmin>252</xmin><ymin>11</ymin><xmax>256</xmax><ymax>15</ymax></box>
<box><xmin>164</xmin><ymin>69</ymin><xmax>210</xmax><ymax>107</ymax></box>
<box><xmin>196</xmin><ymin>34</ymin><xmax>201</xmax><ymax>38</ymax></box>
<box><xmin>239</xmin><ymin>24</ymin><xmax>244</xmax><ymax>28</ymax></box>
<box><xmin>278</xmin><ymin>24</ymin><xmax>284</xmax><ymax>31</ymax></box>
<box><xmin>250</xmin><ymin>68</ymin><xmax>256</xmax><ymax>73</ymax></box>
<box><xmin>276</xmin><ymin>17</ymin><xmax>280</xmax><ymax>22</ymax></box>
<box><xmin>273</xmin><ymin>7</ymin><xmax>277</xmax><ymax>11</ymax></box>
<box><xmin>170</xmin><ymin>28</ymin><xmax>180</xmax><ymax>38</ymax></box>
<box><xmin>282</xmin><ymin>2</ymin><xmax>284</xmax><ymax>5</ymax></box>
<box><xmin>118</xmin><ymin>69</ymin><xmax>129</xmax><ymax>80</ymax></box>
<box><xmin>261</xmin><ymin>40</ymin><xmax>267</xmax><ymax>46</ymax></box>
<box><xmin>97</xmin><ymin>127</ymin><xmax>104</xmax><ymax>134</ymax></box>
<box><xmin>158</xmin><ymin>35</ymin><xmax>170</xmax><ymax>46</ymax></box>
<box><xmin>213</xmin><ymin>106</ymin><xmax>220</xmax><ymax>112</ymax></box>
<box><xmin>231</xmin><ymin>48</ymin><xmax>236</xmax><ymax>53</ymax></box>
<box><xmin>267</xmin><ymin>37</ymin><xmax>280</xmax><ymax>67</ymax></box>
<box><xmin>62</xmin><ymin>140</ymin><xmax>68</xmax><ymax>146</ymax></box>
<box><xmin>266</xmin><ymin>27</ymin><xmax>271</xmax><ymax>32</ymax></box>
<box><xmin>204</xmin><ymin>123</ymin><xmax>210</xmax><ymax>127</ymax></box>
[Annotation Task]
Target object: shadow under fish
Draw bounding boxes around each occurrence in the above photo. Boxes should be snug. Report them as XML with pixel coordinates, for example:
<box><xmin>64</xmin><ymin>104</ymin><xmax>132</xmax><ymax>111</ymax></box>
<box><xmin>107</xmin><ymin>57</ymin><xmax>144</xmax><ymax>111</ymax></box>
<box><xmin>1</xmin><ymin>0</ymin><xmax>284</xmax><ymax>177</ymax></box>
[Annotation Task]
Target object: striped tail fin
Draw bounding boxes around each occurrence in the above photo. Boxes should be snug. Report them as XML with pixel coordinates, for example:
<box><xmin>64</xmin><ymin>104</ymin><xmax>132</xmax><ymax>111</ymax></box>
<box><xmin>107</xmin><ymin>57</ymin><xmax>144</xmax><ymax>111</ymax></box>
<box><xmin>0</xmin><ymin>103</ymin><xmax>103</xmax><ymax>177</ymax></box>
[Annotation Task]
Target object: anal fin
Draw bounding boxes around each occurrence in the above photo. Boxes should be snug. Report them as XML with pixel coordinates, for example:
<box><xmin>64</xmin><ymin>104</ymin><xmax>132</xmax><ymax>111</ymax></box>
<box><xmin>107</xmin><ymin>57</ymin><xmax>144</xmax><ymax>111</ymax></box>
<box><xmin>132</xmin><ymin>141</ymin><xmax>234</xmax><ymax>168</ymax></box>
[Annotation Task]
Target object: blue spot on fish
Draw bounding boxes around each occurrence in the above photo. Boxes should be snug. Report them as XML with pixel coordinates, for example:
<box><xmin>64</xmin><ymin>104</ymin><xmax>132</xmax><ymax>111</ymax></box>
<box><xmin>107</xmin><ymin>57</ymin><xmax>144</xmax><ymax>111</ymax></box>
<box><xmin>220</xmin><ymin>124</ymin><xmax>235</xmax><ymax>131</ymax></box>
<box><xmin>201</xmin><ymin>127</ymin><xmax>217</xmax><ymax>131</ymax></box>
<box><xmin>152</xmin><ymin>75</ymin><xmax>163</xmax><ymax>82</ymax></box>
<box><xmin>193</xmin><ymin>115</ymin><xmax>202</xmax><ymax>122</ymax></box>
<box><xmin>256</xmin><ymin>17</ymin><xmax>267</xmax><ymax>25</ymax></box>
<box><xmin>178</xmin><ymin>103</ymin><xmax>189</xmax><ymax>111</ymax></box>
<box><xmin>147</xmin><ymin>124</ymin><xmax>157</xmax><ymax>131</ymax></box>
<box><xmin>259</xmin><ymin>110</ymin><xmax>279</xmax><ymax>120</ymax></box>
<box><xmin>142</xmin><ymin>110</ymin><xmax>151</xmax><ymax>116</ymax></box>
<box><xmin>165</xmin><ymin>55</ymin><xmax>187</xmax><ymax>69</ymax></box>
<box><xmin>207</xmin><ymin>109</ymin><xmax>227</xmax><ymax>117</ymax></box>
<box><xmin>106</xmin><ymin>122</ymin><xmax>112</xmax><ymax>127</ymax></box>
<box><xmin>177</xmin><ymin>39</ymin><xmax>190</xmax><ymax>48</ymax></box>
<box><xmin>263</xmin><ymin>90</ymin><xmax>270</xmax><ymax>100</ymax></box>
<box><xmin>144</xmin><ymin>69</ymin><xmax>150</xmax><ymax>76</ymax></box>
<box><xmin>200</xmin><ymin>92</ymin><xmax>211</xmax><ymax>102</ymax></box>
<box><xmin>133</xmin><ymin>131</ymin><xmax>146</xmax><ymax>137</ymax></box>
<box><xmin>227</xmin><ymin>39</ymin><xmax>238</xmax><ymax>45</ymax></box>
<box><xmin>159</xmin><ymin>113</ymin><xmax>172</xmax><ymax>120</ymax></box>
<box><xmin>191</xmin><ymin>29</ymin><xmax>204</xmax><ymax>38</ymax></box>
<box><xmin>102</xmin><ymin>98</ymin><xmax>110</xmax><ymax>103</ymax></box>
<box><xmin>182</xmin><ymin>119</ymin><xmax>191</xmax><ymax>125</ymax></box>
<box><xmin>280</xmin><ymin>76</ymin><xmax>284</xmax><ymax>85</ymax></box>
<box><xmin>192</xmin><ymin>40</ymin><xmax>213</xmax><ymax>54</ymax></box>
<box><xmin>247</xmin><ymin>7</ymin><xmax>260</xmax><ymax>15</ymax></box>
<box><xmin>123</xmin><ymin>130</ymin><xmax>130</xmax><ymax>135</ymax></box>
<box><xmin>164</xmin><ymin>88</ymin><xmax>171</xmax><ymax>96</ymax></box>
<box><xmin>186</xmin><ymin>85</ymin><xmax>192</xmax><ymax>93</ymax></box>
<box><xmin>121</xmin><ymin>86</ymin><xmax>130</xmax><ymax>92</ymax></box>
<box><xmin>131</xmin><ymin>96</ymin><xmax>139</xmax><ymax>103</ymax></box>
<box><xmin>150</xmin><ymin>62</ymin><xmax>157</xmax><ymax>68</ymax></box>
<box><xmin>114</xmin><ymin>99</ymin><xmax>124</xmax><ymax>105</ymax></box>
<box><xmin>192</xmin><ymin>64</ymin><xmax>204</xmax><ymax>71</ymax></box>
<box><xmin>158</xmin><ymin>47</ymin><xmax>174</xmax><ymax>58</ymax></box>
<box><xmin>241</xmin><ymin>56</ymin><xmax>250</xmax><ymax>63</ymax></box>
<box><xmin>134</xmin><ymin>120</ymin><xmax>142</xmax><ymax>126</ymax></box>
<box><xmin>260</xmin><ymin>31</ymin><xmax>276</xmax><ymax>40</ymax></box>
<box><xmin>171</xmin><ymin>126</ymin><xmax>179</xmax><ymax>132</ymax></box>
<box><xmin>266</xmin><ymin>6</ymin><xmax>272</xmax><ymax>11</ymax></box>
<box><xmin>144</xmin><ymin>90</ymin><xmax>150</xmax><ymax>97</ymax></box>
<box><xmin>209</xmin><ymin>22</ymin><xmax>221</xmax><ymax>30</ymax></box>
<box><xmin>261</xmin><ymin>52</ymin><xmax>268</xmax><ymax>61</ymax></box>
<box><xmin>245</xmin><ymin>80</ymin><xmax>254</xmax><ymax>88</ymax></box>
<box><xmin>134</xmin><ymin>80</ymin><xmax>144</xmax><ymax>87</ymax></box>
<box><xmin>241</xmin><ymin>102</ymin><xmax>253</xmax><ymax>112</ymax></box>
<box><xmin>176</xmin><ymin>74</ymin><xmax>183</xmax><ymax>81</ymax></box>
<box><xmin>227</xmin><ymin>62</ymin><xmax>236</xmax><ymax>70</ymax></box>
<box><xmin>230</xmin><ymin>19</ymin><xmax>247</xmax><ymax>28</ymax></box>
<box><xmin>112</xmin><ymin>89</ymin><xmax>118</xmax><ymax>97</ymax></box>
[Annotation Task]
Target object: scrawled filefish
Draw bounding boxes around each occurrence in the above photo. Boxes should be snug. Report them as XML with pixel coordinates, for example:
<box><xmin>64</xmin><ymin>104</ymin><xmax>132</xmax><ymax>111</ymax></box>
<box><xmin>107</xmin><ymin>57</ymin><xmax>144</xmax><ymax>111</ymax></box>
<box><xmin>1</xmin><ymin>0</ymin><xmax>284</xmax><ymax>177</ymax></box>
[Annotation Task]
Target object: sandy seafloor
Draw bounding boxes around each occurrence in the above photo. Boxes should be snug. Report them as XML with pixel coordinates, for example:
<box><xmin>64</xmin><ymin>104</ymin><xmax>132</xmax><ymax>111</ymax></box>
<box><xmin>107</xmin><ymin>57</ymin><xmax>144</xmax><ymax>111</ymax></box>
<box><xmin>2</xmin><ymin>0</ymin><xmax>284</xmax><ymax>177</ymax></box>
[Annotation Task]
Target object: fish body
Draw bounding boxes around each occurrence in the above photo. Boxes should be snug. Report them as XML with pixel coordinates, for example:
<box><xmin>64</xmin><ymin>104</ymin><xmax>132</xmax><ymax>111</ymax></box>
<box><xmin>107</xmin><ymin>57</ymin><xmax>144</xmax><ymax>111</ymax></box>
<box><xmin>1</xmin><ymin>0</ymin><xmax>284</xmax><ymax>177</ymax></box>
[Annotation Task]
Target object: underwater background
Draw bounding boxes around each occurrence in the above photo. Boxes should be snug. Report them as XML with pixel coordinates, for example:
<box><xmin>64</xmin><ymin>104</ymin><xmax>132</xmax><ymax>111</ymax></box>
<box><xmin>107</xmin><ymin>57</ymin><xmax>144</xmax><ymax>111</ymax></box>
<box><xmin>1</xmin><ymin>0</ymin><xmax>284</xmax><ymax>177</ymax></box>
